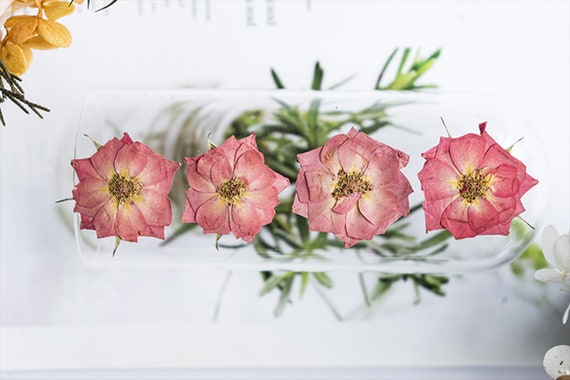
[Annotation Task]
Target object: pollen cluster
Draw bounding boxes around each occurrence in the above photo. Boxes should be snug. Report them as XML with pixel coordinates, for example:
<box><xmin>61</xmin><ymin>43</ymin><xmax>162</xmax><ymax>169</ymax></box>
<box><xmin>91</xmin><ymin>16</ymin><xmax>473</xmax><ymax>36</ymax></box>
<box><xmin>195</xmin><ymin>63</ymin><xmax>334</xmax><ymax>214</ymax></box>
<box><xmin>332</xmin><ymin>169</ymin><xmax>372</xmax><ymax>199</ymax></box>
<box><xmin>218</xmin><ymin>178</ymin><xmax>247</xmax><ymax>205</ymax></box>
<box><xmin>108</xmin><ymin>173</ymin><xmax>142</xmax><ymax>204</ymax></box>
<box><xmin>457</xmin><ymin>169</ymin><xmax>490</xmax><ymax>203</ymax></box>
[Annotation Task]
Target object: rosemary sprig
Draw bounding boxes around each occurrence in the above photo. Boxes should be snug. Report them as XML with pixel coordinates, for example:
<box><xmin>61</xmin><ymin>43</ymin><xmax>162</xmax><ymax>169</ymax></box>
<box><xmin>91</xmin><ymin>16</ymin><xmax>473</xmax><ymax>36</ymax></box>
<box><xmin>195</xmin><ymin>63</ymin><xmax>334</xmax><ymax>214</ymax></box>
<box><xmin>0</xmin><ymin>61</ymin><xmax>50</xmax><ymax>126</ymax></box>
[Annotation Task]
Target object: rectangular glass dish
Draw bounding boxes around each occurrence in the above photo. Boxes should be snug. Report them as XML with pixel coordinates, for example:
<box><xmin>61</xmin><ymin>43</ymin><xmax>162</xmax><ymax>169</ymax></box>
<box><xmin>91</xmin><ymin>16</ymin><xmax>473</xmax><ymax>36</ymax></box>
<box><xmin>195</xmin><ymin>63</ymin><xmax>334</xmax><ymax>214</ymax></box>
<box><xmin>70</xmin><ymin>89</ymin><xmax>547</xmax><ymax>273</ymax></box>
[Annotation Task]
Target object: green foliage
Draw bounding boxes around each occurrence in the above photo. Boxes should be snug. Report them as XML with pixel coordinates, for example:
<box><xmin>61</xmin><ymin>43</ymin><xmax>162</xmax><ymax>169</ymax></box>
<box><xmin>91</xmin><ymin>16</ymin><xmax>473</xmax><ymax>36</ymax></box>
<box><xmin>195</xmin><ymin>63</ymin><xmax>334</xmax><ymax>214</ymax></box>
<box><xmin>371</xmin><ymin>273</ymin><xmax>450</xmax><ymax>304</ymax></box>
<box><xmin>375</xmin><ymin>48</ymin><xmax>441</xmax><ymax>91</ymax></box>
<box><xmin>0</xmin><ymin>61</ymin><xmax>50</xmax><ymax>126</ymax></box>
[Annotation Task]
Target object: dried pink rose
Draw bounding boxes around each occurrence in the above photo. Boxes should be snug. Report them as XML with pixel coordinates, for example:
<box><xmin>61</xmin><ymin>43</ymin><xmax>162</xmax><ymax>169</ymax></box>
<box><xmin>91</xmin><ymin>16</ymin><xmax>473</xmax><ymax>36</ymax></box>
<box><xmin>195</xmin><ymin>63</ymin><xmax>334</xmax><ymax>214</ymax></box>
<box><xmin>182</xmin><ymin>133</ymin><xmax>289</xmax><ymax>243</ymax></box>
<box><xmin>417</xmin><ymin>122</ymin><xmax>538</xmax><ymax>239</ymax></box>
<box><xmin>71</xmin><ymin>133</ymin><xmax>179</xmax><ymax>242</ymax></box>
<box><xmin>292</xmin><ymin>127</ymin><xmax>413</xmax><ymax>248</ymax></box>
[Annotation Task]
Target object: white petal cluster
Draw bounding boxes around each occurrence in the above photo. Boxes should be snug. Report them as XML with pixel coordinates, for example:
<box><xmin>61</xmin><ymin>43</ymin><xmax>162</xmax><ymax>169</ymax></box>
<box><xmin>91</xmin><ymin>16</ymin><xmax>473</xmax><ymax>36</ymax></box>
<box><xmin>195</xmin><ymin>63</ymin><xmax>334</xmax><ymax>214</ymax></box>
<box><xmin>535</xmin><ymin>225</ymin><xmax>570</xmax><ymax>323</ymax></box>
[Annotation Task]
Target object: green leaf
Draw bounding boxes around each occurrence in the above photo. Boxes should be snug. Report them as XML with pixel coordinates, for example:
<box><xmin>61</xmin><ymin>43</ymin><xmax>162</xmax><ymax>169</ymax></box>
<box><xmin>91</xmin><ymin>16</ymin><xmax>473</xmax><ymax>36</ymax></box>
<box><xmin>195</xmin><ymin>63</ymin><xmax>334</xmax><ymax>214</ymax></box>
<box><xmin>311</xmin><ymin>61</ymin><xmax>324</xmax><ymax>90</ymax></box>
<box><xmin>312</xmin><ymin>272</ymin><xmax>333</xmax><ymax>288</ymax></box>
<box><xmin>274</xmin><ymin>275</ymin><xmax>295</xmax><ymax>317</ymax></box>
<box><xmin>328</xmin><ymin>73</ymin><xmax>357</xmax><ymax>90</ymax></box>
<box><xmin>252</xmin><ymin>236</ymin><xmax>273</xmax><ymax>259</ymax></box>
<box><xmin>371</xmin><ymin>274</ymin><xmax>401</xmax><ymax>300</ymax></box>
<box><xmin>270</xmin><ymin>68</ymin><xmax>285</xmax><ymax>89</ymax></box>
<box><xmin>375</xmin><ymin>48</ymin><xmax>398</xmax><ymax>89</ymax></box>
<box><xmin>259</xmin><ymin>272</ymin><xmax>294</xmax><ymax>296</ymax></box>
<box><xmin>295</xmin><ymin>215</ymin><xmax>310</xmax><ymax>242</ymax></box>
<box><xmin>396</xmin><ymin>47</ymin><xmax>411</xmax><ymax>76</ymax></box>
<box><xmin>83</xmin><ymin>134</ymin><xmax>103</xmax><ymax>150</ymax></box>
<box><xmin>273</xmin><ymin>229</ymin><xmax>303</xmax><ymax>249</ymax></box>
<box><xmin>299</xmin><ymin>272</ymin><xmax>310</xmax><ymax>298</ymax></box>
<box><xmin>415</xmin><ymin>230</ymin><xmax>452</xmax><ymax>251</ymax></box>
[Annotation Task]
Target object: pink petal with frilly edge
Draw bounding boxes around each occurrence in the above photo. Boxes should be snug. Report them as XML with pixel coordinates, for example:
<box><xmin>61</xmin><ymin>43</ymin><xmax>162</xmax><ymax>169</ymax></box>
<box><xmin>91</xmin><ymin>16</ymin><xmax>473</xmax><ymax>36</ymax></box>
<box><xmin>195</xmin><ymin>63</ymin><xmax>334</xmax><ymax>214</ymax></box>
<box><xmin>195</xmin><ymin>197</ymin><xmax>231</xmax><ymax>236</ymax></box>
<box><xmin>448</xmin><ymin>133</ymin><xmax>485</xmax><ymax>174</ymax></box>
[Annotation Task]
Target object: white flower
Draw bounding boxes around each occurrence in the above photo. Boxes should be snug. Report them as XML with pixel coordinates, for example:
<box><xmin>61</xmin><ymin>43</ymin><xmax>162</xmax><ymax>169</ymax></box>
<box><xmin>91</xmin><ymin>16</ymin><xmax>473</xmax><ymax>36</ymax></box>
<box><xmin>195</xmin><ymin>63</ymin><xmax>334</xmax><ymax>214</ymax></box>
<box><xmin>544</xmin><ymin>345</ymin><xmax>570</xmax><ymax>379</ymax></box>
<box><xmin>535</xmin><ymin>225</ymin><xmax>570</xmax><ymax>323</ymax></box>
<box><xmin>535</xmin><ymin>226</ymin><xmax>570</xmax><ymax>284</ymax></box>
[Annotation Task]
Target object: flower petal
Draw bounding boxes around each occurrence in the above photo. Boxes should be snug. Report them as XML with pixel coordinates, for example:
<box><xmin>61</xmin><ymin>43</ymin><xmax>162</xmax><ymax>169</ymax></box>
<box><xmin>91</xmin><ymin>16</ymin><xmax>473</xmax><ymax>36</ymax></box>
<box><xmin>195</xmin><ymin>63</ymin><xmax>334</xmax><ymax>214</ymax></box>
<box><xmin>72</xmin><ymin>177</ymin><xmax>110</xmax><ymax>212</ymax></box>
<box><xmin>114</xmin><ymin>142</ymin><xmax>149</xmax><ymax>179</ymax></box>
<box><xmin>182</xmin><ymin>188</ymin><xmax>217</xmax><ymax>224</ymax></box>
<box><xmin>71</xmin><ymin>157</ymin><xmax>105</xmax><ymax>181</ymax></box>
<box><xmin>37</xmin><ymin>18</ymin><xmax>71</xmax><ymax>48</ymax></box>
<box><xmin>359</xmin><ymin>189</ymin><xmax>398</xmax><ymax>228</ymax></box>
<box><xmin>488</xmin><ymin>164</ymin><xmax>520</xmax><ymax>197</ymax></box>
<box><xmin>318</xmin><ymin>133</ymin><xmax>347</xmax><ymax>174</ymax></box>
<box><xmin>43</xmin><ymin>1</ymin><xmax>76</xmax><ymax>20</ymax></box>
<box><xmin>441</xmin><ymin>198</ymin><xmax>473</xmax><ymax>239</ymax></box>
<box><xmin>467</xmin><ymin>198</ymin><xmax>502</xmax><ymax>235</ymax></box>
<box><xmin>4</xmin><ymin>15</ymin><xmax>38</xmax><ymax>44</ymax></box>
<box><xmin>307</xmin><ymin>197</ymin><xmax>342</xmax><ymax>235</ymax></box>
<box><xmin>185</xmin><ymin>156</ymin><xmax>216</xmax><ymax>193</ymax></box>
<box><xmin>89</xmin><ymin>137</ymin><xmax>124</xmax><ymax>180</ymax></box>
<box><xmin>534</xmin><ymin>268</ymin><xmax>564</xmax><ymax>283</ymax></box>
<box><xmin>136</xmin><ymin>188</ymin><xmax>174</xmax><ymax>228</ymax></box>
<box><xmin>449</xmin><ymin>133</ymin><xmax>485</xmax><ymax>173</ymax></box>
<box><xmin>195</xmin><ymin>196</ymin><xmax>231</xmax><ymax>235</ymax></box>
<box><xmin>230</xmin><ymin>200</ymin><xmax>274</xmax><ymax>242</ymax></box>
<box><xmin>303</xmin><ymin>168</ymin><xmax>335</xmax><ymax>203</ymax></box>
<box><xmin>418</xmin><ymin>159</ymin><xmax>459</xmax><ymax>200</ymax></box>
<box><xmin>0</xmin><ymin>40</ymin><xmax>32</xmax><ymax>75</ymax></box>
<box><xmin>91</xmin><ymin>201</ymin><xmax>118</xmax><ymax>239</ymax></box>
<box><xmin>552</xmin><ymin>234</ymin><xmax>570</xmax><ymax>272</ymax></box>
<box><xmin>345</xmin><ymin>208</ymin><xmax>378</xmax><ymax>242</ymax></box>
<box><xmin>332</xmin><ymin>192</ymin><xmax>361</xmax><ymax>214</ymax></box>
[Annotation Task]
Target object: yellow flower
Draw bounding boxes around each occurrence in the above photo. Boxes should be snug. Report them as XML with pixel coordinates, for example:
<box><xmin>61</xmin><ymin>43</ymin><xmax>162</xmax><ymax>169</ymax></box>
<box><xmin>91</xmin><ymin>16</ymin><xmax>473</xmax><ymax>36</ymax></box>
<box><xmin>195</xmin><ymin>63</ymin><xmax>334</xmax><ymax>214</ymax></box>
<box><xmin>0</xmin><ymin>0</ymin><xmax>74</xmax><ymax>75</ymax></box>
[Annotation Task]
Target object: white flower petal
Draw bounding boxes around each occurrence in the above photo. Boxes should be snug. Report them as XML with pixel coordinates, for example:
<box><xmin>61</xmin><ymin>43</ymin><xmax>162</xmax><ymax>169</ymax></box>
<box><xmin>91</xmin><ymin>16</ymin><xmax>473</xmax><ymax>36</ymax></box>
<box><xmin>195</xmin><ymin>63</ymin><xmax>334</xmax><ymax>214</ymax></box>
<box><xmin>544</xmin><ymin>345</ymin><xmax>570</xmax><ymax>379</ymax></box>
<box><xmin>535</xmin><ymin>268</ymin><xmax>565</xmax><ymax>283</ymax></box>
<box><xmin>563</xmin><ymin>301</ymin><xmax>570</xmax><ymax>324</ymax></box>
<box><xmin>552</xmin><ymin>234</ymin><xmax>570</xmax><ymax>272</ymax></box>
<box><xmin>542</xmin><ymin>225</ymin><xmax>561</xmax><ymax>267</ymax></box>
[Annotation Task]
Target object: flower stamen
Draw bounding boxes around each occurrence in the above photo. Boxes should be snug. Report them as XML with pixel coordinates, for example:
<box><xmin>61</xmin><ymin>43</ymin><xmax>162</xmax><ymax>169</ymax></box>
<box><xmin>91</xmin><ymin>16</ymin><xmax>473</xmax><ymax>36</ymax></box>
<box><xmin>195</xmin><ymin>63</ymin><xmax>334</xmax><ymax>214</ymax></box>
<box><xmin>218</xmin><ymin>178</ymin><xmax>247</xmax><ymax>205</ymax></box>
<box><xmin>457</xmin><ymin>169</ymin><xmax>490</xmax><ymax>203</ymax></box>
<box><xmin>333</xmin><ymin>169</ymin><xmax>372</xmax><ymax>199</ymax></box>
<box><xmin>108</xmin><ymin>173</ymin><xmax>142</xmax><ymax>204</ymax></box>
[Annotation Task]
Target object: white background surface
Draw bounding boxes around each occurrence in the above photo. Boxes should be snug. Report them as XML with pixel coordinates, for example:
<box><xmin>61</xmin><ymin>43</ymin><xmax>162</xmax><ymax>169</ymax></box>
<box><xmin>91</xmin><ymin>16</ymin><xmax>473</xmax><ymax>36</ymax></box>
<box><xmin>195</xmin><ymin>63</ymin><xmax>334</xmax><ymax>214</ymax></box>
<box><xmin>1</xmin><ymin>0</ymin><xmax>569</xmax><ymax>378</ymax></box>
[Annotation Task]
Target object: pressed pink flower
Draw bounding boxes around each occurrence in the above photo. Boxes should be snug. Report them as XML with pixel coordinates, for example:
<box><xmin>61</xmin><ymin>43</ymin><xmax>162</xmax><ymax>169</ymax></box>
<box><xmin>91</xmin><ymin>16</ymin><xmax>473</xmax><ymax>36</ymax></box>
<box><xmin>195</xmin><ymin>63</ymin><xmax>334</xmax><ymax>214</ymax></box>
<box><xmin>418</xmin><ymin>122</ymin><xmax>538</xmax><ymax>239</ymax></box>
<box><xmin>182</xmin><ymin>133</ymin><xmax>289</xmax><ymax>243</ymax></box>
<box><xmin>71</xmin><ymin>133</ymin><xmax>179</xmax><ymax>242</ymax></box>
<box><xmin>292</xmin><ymin>127</ymin><xmax>413</xmax><ymax>248</ymax></box>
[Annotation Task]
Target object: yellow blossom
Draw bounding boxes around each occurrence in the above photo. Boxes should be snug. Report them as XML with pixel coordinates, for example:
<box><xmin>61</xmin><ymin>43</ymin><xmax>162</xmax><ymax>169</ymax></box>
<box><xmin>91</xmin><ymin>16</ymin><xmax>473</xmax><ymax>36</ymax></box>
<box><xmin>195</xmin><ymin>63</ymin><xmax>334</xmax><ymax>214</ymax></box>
<box><xmin>0</xmin><ymin>0</ymin><xmax>75</xmax><ymax>75</ymax></box>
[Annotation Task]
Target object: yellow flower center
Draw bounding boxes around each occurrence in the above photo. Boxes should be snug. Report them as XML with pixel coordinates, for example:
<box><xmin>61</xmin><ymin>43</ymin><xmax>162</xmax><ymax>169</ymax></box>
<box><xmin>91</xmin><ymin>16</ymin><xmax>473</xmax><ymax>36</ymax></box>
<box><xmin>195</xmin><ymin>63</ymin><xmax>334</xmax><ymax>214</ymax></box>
<box><xmin>218</xmin><ymin>178</ymin><xmax>247</xmax><ymax>206</ymax></box>
<box><xmin>108</xmin><ymin>173</ymin><xmax>142</xmax><ymax>204</ymax></box>
<box><xmin>457</xmin><ymin>169</ymin><xmax>490</xmax><ymax>203</ymax></box>
<box><xmin>332</xmin><ymin>169</ymin><xmax>372</xmax><ymax>199</ymax></box>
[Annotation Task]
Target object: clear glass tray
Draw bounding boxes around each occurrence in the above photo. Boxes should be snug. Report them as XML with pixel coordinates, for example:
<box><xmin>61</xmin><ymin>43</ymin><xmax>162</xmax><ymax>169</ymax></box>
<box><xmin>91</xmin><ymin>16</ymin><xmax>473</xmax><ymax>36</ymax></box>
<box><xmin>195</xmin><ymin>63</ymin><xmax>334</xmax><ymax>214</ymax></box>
<box><xmin>72</xmin><ymin>89</ymin><xmax>548</xmax><ymax>273</ymax></box>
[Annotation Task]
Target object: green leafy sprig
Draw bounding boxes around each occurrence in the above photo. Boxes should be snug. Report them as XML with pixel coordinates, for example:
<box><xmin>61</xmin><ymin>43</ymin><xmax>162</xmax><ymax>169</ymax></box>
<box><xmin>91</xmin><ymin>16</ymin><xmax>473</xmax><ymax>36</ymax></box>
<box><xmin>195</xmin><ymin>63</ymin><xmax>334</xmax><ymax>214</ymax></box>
<box><xmin>375</xmin><ymin>48</ymin><xmax>441</xmax><ymax>91</ymax></box>
<box><xmin>0</xmin><ymin>61</ymin><xmax>50</xmax><ymax>126</ymax></box>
